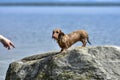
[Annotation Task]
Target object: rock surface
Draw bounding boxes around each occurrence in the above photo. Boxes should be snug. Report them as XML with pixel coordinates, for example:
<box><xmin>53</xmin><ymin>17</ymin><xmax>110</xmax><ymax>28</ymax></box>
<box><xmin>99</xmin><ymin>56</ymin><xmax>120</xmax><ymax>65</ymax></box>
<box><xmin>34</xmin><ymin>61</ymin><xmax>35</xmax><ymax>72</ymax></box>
<box><xmin>6</xmin><ymin>46</ymin><xmax>120</xmax><ymax>80</ymax></box>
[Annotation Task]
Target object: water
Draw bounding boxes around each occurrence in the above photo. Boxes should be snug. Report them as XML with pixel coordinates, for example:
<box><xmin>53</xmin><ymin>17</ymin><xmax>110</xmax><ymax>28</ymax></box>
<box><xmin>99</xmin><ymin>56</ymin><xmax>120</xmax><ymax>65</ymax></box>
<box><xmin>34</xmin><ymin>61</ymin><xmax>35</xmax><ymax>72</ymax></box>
<box><xmin>0</xmin><ymin>6</ymin><xmax>120</xmax><ymax>80</ymax></box>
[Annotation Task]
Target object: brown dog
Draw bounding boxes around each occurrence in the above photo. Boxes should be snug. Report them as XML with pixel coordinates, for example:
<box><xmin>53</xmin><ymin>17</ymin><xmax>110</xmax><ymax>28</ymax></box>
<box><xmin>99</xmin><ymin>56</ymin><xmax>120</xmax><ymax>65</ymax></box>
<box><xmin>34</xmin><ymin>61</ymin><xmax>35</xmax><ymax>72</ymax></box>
<box><xmin>52</xmin><ymin>28</ymin><xmax>91</xmax><ymax>52</ymax></box>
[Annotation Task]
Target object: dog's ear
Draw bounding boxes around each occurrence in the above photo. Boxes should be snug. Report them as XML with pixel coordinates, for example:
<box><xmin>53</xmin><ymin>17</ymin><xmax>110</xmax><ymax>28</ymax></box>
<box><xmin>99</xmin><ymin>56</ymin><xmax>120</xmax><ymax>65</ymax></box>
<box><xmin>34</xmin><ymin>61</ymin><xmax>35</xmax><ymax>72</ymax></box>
<box><xmin>60</xmin><ymin>31</ymin><xmax>65</xmax><ymax>36</ymax></box>
<box><xmin>58</xmin><ymin>31</ymin><xmax>65</xmax><ymax>39</ymax></box>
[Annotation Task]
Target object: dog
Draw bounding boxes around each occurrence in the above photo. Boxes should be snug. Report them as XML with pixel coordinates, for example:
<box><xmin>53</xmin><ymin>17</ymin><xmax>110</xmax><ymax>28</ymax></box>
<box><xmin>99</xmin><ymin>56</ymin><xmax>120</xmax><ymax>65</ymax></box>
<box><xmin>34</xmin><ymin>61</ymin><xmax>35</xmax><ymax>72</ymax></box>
<box><xmin>52</xmin><ymin>28</ymin><xmax>91</xmax><ymax>52</ymax></box>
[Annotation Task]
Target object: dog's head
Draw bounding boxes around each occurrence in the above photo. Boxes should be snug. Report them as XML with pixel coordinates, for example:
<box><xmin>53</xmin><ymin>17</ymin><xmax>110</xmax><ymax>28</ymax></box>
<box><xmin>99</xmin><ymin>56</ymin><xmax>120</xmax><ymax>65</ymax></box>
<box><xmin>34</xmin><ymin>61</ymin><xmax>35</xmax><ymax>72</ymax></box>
<box><xmin>52</xmin><ymin>28</ymin><xmax>65</xmax><ymax>40</ymax></box>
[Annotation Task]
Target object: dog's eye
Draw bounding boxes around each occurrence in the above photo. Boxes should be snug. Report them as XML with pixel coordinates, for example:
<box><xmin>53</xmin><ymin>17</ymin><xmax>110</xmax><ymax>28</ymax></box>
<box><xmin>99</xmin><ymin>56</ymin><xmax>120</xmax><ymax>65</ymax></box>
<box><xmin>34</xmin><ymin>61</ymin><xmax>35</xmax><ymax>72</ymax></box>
<box><xmin>56</xmin><ymin>31</ymin><xmax>59</xmax><ymax>33</ymax></box>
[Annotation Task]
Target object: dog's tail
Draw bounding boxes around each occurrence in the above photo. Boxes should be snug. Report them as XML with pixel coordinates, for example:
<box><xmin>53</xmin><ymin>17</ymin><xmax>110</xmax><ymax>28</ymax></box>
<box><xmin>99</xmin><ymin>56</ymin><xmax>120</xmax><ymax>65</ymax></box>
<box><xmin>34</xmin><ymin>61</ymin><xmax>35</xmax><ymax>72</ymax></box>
<box><xmin>87</xmin><ymin>37</ymin><xmax>91</xmax><ymax>45</ymax></box>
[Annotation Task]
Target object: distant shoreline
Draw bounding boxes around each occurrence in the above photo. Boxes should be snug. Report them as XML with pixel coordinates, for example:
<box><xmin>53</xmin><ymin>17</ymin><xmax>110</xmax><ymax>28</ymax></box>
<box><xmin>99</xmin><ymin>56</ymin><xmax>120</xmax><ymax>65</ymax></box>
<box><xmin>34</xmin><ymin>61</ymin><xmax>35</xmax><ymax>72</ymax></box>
<box><xmin>0</xmin><ymin>2</ymin><xmax>120</xmax><ymax>6</ymax></box>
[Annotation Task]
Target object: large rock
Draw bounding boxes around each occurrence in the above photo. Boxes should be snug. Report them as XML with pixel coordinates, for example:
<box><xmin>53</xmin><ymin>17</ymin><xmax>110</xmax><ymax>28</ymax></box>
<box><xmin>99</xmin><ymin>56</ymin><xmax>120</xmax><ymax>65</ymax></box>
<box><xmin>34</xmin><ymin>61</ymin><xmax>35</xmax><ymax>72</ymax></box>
<box><xmin>5</xmin><ymin>46</ymin><xmax>120</xmax><ymax>80</ymax></box>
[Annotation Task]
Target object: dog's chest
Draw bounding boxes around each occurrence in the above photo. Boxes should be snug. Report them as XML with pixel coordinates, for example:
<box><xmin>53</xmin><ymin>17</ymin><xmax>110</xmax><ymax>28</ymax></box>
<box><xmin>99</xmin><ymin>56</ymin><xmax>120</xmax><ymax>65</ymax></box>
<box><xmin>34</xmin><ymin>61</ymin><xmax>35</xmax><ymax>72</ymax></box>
<box><xmin>58</xmin><ymin>35</ymin><xmax>70</xmax><ymax>48</ymax></box>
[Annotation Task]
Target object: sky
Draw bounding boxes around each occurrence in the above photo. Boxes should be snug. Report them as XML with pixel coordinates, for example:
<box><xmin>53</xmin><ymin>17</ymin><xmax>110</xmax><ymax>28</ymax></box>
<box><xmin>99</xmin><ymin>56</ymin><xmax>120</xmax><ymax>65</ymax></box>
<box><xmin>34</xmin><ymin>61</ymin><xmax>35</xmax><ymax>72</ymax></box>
<box><xmin>0</xmin><ymin>0</ymin><xmax>120</xmax><ymax>3</ymax></box>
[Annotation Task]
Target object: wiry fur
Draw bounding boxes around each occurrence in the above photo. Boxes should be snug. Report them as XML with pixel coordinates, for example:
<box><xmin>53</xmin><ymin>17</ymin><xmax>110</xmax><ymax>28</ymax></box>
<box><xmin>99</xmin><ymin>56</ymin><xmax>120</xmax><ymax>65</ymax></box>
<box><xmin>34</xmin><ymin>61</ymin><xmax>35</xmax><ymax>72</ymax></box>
<box><xmin>52</xmin><ymin>28</ymin><xmax>91</xmax><ymax>52</ymax></box>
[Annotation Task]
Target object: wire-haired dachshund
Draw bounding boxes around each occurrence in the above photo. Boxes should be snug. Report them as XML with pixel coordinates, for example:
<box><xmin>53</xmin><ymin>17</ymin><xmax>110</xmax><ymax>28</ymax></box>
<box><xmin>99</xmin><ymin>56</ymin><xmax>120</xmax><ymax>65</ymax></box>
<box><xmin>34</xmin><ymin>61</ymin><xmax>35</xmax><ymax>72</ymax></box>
<box><xmin>52</xmin><ymin>28</ymin><xmax>91</xmax><ymax>52</ymax></box>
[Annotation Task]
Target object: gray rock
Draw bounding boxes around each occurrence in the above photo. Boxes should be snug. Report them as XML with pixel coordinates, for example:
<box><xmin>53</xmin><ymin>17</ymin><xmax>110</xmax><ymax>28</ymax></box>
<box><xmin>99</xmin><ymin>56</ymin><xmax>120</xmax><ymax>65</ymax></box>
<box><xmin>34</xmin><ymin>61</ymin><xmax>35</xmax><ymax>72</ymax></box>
<box><xmin>5</xmin><ymin>46</ymin><xmax>120</xmax><ymax>80</ymax></box>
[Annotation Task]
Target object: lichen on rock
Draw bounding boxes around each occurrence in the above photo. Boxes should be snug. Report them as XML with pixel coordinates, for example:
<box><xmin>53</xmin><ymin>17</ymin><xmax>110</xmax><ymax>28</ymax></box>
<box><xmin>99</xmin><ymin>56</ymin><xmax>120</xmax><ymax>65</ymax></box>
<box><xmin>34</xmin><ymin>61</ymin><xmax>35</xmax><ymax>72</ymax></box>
<box><xmin>5</xmin><ymin>46</ymin><xmax>120</xmax><ymax>80</ymax></box>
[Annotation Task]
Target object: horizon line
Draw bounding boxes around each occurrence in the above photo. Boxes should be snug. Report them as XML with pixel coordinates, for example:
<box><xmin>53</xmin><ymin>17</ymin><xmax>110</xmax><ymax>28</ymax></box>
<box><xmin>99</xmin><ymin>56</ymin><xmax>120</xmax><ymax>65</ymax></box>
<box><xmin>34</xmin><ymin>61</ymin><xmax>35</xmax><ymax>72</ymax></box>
<box><xmin>0</xmin><ymin>2</ymin><xmax>120</xmax><ymax>6</ymax></box>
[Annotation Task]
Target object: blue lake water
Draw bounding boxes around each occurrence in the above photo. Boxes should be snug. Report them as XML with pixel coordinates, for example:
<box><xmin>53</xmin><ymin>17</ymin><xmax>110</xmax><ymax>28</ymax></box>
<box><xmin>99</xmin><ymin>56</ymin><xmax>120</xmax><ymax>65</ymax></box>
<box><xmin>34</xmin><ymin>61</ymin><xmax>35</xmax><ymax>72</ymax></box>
<box><xmin>0</xmin><ymin>6</ymin><xmax>120</xmax><ymax>80</ymax></box>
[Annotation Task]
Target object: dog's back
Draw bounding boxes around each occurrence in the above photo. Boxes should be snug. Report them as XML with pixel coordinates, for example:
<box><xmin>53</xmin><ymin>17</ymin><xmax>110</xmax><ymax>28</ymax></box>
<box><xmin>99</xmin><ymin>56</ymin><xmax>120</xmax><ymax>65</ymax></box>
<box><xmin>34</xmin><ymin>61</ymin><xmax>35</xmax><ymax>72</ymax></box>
<box><xmin>68</xmin><ymin>30</ymin><xmax>88</xmax><ymax>40</ymax></box>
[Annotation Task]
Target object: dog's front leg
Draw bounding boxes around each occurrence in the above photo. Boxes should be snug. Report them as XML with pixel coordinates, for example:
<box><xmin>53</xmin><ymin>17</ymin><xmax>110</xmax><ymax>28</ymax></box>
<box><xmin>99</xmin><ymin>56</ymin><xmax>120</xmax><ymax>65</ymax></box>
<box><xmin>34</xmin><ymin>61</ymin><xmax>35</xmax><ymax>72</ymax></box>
<box><xmin>60</xmin><ymin>48</ymin><xmax>67</xmax><ymax>53</ymax></box>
